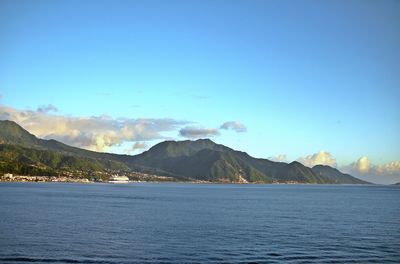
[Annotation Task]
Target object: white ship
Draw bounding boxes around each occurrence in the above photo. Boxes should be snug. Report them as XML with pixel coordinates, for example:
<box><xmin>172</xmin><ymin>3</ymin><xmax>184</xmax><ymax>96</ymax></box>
<box><xmin>108</xmin><ymin>175</ymin><xmax>129</xmax><ymax>184</ymax></box>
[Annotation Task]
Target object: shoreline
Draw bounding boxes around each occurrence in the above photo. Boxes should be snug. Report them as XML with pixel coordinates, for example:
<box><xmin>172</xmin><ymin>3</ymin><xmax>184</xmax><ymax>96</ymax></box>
<box><xmin>0</xmin><ymin>175</ymin><xmax>91</xmax><ymax>183</ymax></box>
<box><xmin>0</xmin><ymin>176</ymin><xmax>378</xmax><ymax>185</ymax></box>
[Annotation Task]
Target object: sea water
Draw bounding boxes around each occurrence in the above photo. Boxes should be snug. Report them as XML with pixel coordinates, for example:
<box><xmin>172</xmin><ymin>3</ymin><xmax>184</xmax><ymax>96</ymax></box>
<box><xmin>0</xmin><ymin>183</ymin><xmax>399</xmax><ymax>263</ymax></box>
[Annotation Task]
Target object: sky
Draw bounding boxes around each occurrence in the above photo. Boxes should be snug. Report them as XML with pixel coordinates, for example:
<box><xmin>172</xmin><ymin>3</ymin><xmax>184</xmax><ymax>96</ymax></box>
<box><xmin>0</xmin><ymin>0</ymin><xmax>399</xmax><ymax>183</ymax></box>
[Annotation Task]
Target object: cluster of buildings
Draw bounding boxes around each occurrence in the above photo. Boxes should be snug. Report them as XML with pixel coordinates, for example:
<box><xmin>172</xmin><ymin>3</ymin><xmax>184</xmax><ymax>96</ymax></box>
<box><xmin>1</xmin><ymin>173</ymin><xmax>90</xmax><ymax>183</ymax></box>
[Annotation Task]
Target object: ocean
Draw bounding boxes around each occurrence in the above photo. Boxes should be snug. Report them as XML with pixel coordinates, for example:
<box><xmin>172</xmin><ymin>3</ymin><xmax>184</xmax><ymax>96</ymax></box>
<box><xmin>0</xmin><ymin>183</ymin><xmax>399</xmax><ymax>263</ymax></box>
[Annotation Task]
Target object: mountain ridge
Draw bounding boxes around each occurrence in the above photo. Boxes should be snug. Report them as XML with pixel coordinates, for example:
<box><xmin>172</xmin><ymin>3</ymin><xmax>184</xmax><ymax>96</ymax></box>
<box><xmin>0</xmin><ymin>120</ymin><xmax>370</xmax><ymax>184</ymax></box>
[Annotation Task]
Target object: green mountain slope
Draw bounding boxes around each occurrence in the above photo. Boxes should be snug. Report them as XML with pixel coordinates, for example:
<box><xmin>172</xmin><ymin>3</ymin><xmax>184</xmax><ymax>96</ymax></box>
<box><xmin>312</xmin><ymin>165</ymin><xmax>370</xmax><ymax>184</ymax></box>
<box><xmin>130</xmin><ymin>139</ymin><xmax>333</xmax><ymax>183</ymax></box>
<box><xmin>0</xmin><ymin>120</ymin><xmax>41</xmax><ymax>147</ymax></box>
<box><xmin>0</xmin><ymin>120</ymin><xmax>369</xmax><ymax>184</ymax></box>
<box><xmin>0</xmin><ymin>120</ymin><xmax>132</xmax><ymax>161</ymax></box>
<box><xmin>0</xmin><ymin>121</ymin><xmax>128</xmax><ymax>176</ymax></box>
<box><xmin>0</xmin><ymin>144</ymin><xmax>128</xmax><ymax>176</ymax></box>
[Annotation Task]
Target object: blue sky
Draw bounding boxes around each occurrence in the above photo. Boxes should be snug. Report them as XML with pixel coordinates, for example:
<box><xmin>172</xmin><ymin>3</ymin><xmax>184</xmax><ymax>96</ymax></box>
<box><xmin>0</xmin><ymin>0</ymin><xmax>399</xmax><ymax>182</ymax></box>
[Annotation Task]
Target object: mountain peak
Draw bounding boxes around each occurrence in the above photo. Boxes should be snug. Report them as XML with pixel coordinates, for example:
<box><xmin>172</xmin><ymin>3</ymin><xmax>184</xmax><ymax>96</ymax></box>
<box><xmin>288</xmin><ymin>161</ymin><xmax>303</xmax><ymax>167</ymax></box>
<box><xmin>0</xmin><ymin>120</ymin><xmax>39</xmax><ymax>146</ymax></box>
<box><xmin>0</xmin><ymin>119</ymin><xmax>25</xmax><ymax>131</ymax></box>
<box><xmin>141</xmin><ymin>137</ymin><xmax>227</xmax><ymax>160</ymax></box>
<box><xmin>0</xmin><ymin>119</ymin><xmax>369</xmax><ymax>184</ymax></box>
<box><xmin>194</xmin><ymin>138</ymin><xmax>214</xmax><ymax>143</ymax></box>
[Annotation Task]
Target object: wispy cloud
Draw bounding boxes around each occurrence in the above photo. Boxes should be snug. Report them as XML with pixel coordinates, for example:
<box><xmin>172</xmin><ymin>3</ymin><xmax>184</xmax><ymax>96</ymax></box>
<box><xmin>0</xmin><ymin>104</ymin><xmax>188</xmax><ymax>152</ymax></box>
<box><xmin>125</xmin><ymin>142</ymin><xmax>148</xmax><ymax>154</ymax></box>
<box><xmin>179</xmin><ymin>120</ymin><xmax>247</xmax><ymax>138</ymax></box>
<box><xmin>179</xmin><ymin>126</ymin><xmax>220</xmax><ymax>139</ymax></box>
<box><xmin>297</xmin><ymin>151</ymin><xmax>337</xmax><ymax>168</ymax></box>
<box><xmin>37</xmin><ymin>104</ymin><xmax>58</xmax><ymax>113</ymax></box>
<box><xmin>220</xmin><ymin>121</ymin><xmax>247</xmax><ymax>132</ymax></box>
<box><xmin>132</xmin><ymin>142</ymin><xmax>147</xmax><ymax>150</ymax></box>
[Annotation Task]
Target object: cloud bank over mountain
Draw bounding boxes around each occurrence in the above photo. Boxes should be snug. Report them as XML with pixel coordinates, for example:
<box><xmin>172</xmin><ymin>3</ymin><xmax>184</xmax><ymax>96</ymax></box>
<box><xmin>266</xmin><ymin>150</ymin><xmax>400</xmax><ymax>184</ymax></box>
<box><xmin>341</xmin><ymin>157</ymin><xmax>400</xmax><ymax>184</ymax></box>
<box><xmin>179</xmin><ymin>126</ymin><xmax>220</xmax><ymax>139</ymax></box>
<box><xmin>294</xmin><ymin>151</ymin><xmax>400</xmax><ymax>184</ymax></box>
<box><xmin>1</xmin><ymin>104</ymin><xmax>398</xmax><ymax>184</ymax></box>
<box><xmin>0</xmin><ymin>104</ymin><xmax>246</xmax><ymax>151</ymax></box>
<box><xmin>179</xmin><ymin>121</ymin><xmax>248</xmax><ymax>139</ymax></box>
<box><xmin>0</xmin><ymin>104</ymin><xmax>188</xmax><ymax>151</ymax></box>
<box><xmin>125</xmin><ymin>142</ymin><xmax>148</xmax><ymax>154</ymax></box>
<box><xmin>297</xmin><ymin>151</ymin><xmax>337</xmax><ymax>168</ymax></box>
<box><xmin>268</xmin><ymin>154</ymin><xmax>288</xmax><ymax>163</ymax></box>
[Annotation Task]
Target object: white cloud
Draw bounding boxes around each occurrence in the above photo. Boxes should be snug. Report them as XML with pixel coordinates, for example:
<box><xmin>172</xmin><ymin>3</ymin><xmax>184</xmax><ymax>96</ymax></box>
<box><xmin>375</xmin><ymin>161</ymin><xmax>400</xmax><ymax>174</ymax></box>
<box><xmin>220</xmin><ymin>121</ymin><xmax>247</xmax><ymax>132</ymax></box>
<box><xmin>297</xmin><ymin>151</ymin><xmax>337</xmax><ymax>168</ymax></box>
<box><xmin>268</xmin><ymin>154</ymin><xmax>288</xmax><ymax>162</ymax></box>
<box><xmin>294</xmin><ymin>151</ymin><xmax>400</xmax><ymax>184</ymax></box>
<box><xmin>354</xmin><ymin>156</ymin><xmax>370</xmax><ymax>173</ymax></box>
<box><xmin>179</xmin><ymin>126</ymin><xmax>220</xmax><ymax>139</ymax></box>
<box><xmin>0</xmin><ymin>104</ymin><xmax>188</xmax><ymax>152</ymax></box>
<box><xmin>341</xmin><ymin>157</ymin><xmax>400</xmax><ymax>184</ymax></box>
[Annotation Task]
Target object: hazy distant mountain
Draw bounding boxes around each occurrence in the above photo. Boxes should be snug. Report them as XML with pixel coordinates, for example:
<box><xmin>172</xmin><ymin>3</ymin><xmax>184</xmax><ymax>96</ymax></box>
<box><xmin>0</xmin><ymin>120</ymin><xmax>370</xmax><ymax>184</ymax></box>
<box><xmin>312</xmin><ymin>165</ymin><xmax>369</xmax><ymax>184</ymax></box>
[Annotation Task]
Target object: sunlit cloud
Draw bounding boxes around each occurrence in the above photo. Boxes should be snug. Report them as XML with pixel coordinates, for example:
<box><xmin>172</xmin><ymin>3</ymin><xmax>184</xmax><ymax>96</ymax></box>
<box><xmin>220</xmin><ymin>121</ymin><xmax>247</xmax><ymax>132</ymax></box>
<box><xmin>297</xmin><ymin>151</ymin><xmax>337</xmax><ymax>167</ymax></box>
<box><xmin>179</xmin><ymin>126</ymin><xmax>220</xmax><ymax>139</ymax></box>
<box><xmin>354</xmin><ymin>156</ymin><xmax>370</xmax><ymax>173</ymax></box>
<box><xmin>0</xmin><ymin>104</ymin><xmax>188</xmax><ymax>152</ymax></box>
<box><xmin>292</xmin><ymin>151</ymin><xmax>400</xmax><ymax>184</ymax></box>
<box><xmin>268</xmin><ymin>154</ymin><xmax>288</xmax><ymax>162</ymax></box>
<box><xmin>341</xmin><ymin>157</ymin><xmax>400</xmax><ymax>184</ymax></box>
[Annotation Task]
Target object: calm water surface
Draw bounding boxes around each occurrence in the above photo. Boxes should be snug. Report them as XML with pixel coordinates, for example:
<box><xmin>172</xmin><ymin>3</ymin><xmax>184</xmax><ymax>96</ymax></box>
<box><xmin>0</xmin><ymin>183</ymin><xmax>399</xmax><ymax>263</ymax></box>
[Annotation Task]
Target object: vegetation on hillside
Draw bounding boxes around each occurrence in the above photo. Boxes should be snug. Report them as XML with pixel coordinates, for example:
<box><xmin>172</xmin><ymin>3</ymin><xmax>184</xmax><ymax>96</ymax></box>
<box><xmin>0</xmin><ymin>120</ymin><xmax>370</xmax><ymax>184</ymax></box>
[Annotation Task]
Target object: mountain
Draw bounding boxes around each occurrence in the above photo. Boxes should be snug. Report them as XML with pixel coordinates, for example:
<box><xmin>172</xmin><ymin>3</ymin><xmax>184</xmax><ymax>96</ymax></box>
<box><xmin>129</xmin><ymin>139</ymin><xmax>351</xmax><ymax>183</ymax></box>
<box><xmin>0</xmin><ymin>120</ymin><xmax>369</xmax><ymax>184</ymax></box>
<box><xmin>0</xmin><ymin>120</ymin><xmax>134</xmax><ymax>161</ymax></box>
<box><xmin>0</xmin><ymin>120</ymin><xmax>41</xmax><ymax>147</ymax></box>
<box><xmin>312</xmin><ymin>165</ymin><xmax>369</xmax><ymax>184</ymax></box>
<box><xmin>0</xmin><ymin>120</ymin><xmax>129</xmax><ymax>177</ymax></box>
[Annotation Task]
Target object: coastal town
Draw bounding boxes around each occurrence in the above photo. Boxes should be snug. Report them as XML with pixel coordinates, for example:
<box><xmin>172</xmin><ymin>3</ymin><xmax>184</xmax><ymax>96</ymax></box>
<box><xmin>1</xmin><ymin>172</ymin><xmax>303</xmax><ymax>184</ymax></box>
<box><xmin>0</xmin><ymin>171</ymin><xmax>176</xmax><ymax>183</ymax></box>
<box><xmin>1</xmin><ymin>173</ymin><xmax>91</xmax><ymax>183</ymax></box>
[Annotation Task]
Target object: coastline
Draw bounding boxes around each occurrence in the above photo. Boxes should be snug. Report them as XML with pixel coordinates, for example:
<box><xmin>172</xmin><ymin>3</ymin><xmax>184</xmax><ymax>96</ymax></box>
<box><xmin>0</xmin><ymin>175</ymin><xmax>377</xmax><ymax>185</ymax></box>
<box><xmin>0</xmin><ymin>175</ymin><xmax>91</xmax><ymax>183</ymax></box>
<box><xmin>0</xmin><ymin>174</ymin><xmax>303</xmax><ymax>184</ymax></box>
